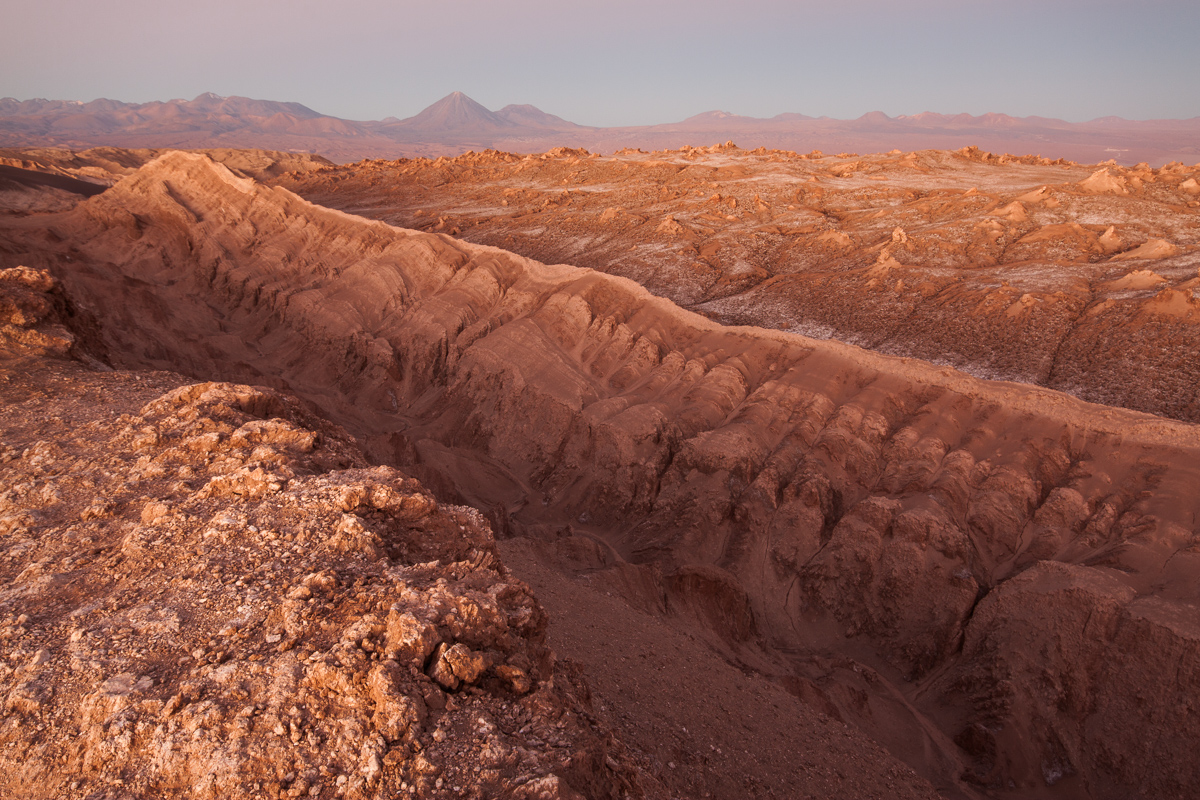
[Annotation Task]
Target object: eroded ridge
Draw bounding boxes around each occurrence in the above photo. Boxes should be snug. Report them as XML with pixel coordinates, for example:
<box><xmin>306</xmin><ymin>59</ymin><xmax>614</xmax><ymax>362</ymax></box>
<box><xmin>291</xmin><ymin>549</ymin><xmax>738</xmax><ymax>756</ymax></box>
<box><xmin>279</xmin><ymin>145</ymin><xmax>1200</xmax><ymax>422</ymax></box>
<box><xmin>4</xmin><ymin>152</ymin><xmax>1199</xmax><ymax>798</ymax></box>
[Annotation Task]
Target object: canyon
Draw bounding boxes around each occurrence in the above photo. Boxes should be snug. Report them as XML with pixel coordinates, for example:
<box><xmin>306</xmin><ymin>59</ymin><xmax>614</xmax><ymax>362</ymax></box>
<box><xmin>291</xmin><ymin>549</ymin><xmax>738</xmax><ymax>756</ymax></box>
<box><xmin>0</xmin><ymin>144</ymin><xmax>1198</xmax><ymax>800</ymax></box>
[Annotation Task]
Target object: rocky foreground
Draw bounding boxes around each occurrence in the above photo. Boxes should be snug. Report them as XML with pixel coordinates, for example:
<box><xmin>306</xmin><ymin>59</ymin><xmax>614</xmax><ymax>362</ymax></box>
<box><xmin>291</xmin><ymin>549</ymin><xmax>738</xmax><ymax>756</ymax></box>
<box><xmin>0</xmin><ymin>266</ymin><xmax>653</xmax><ymax>799</ymax></box>
<box><xmin>0</xmin><ymin>263</ymin><xmax>944</xmax><ymax>799</ymax></box>
<box><xmin>1</xmin><ymin>149</ymin><xmax>1199</xmax><ymax>800</ymax></box>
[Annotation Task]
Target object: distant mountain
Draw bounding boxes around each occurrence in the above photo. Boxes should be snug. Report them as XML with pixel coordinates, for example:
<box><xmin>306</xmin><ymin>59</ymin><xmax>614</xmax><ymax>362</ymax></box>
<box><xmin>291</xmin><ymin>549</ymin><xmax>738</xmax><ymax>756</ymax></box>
<box><xmin>0</xmin><ymin>93</ymin><xmax>392</xmax><ymax>162</ymax></box>
<box><xmin>682</xmin><ymin>110</ymin><xmax>753</xmax><ymax>123</ymax></box>
<box><xmin>372</xmin><ymin>92</ymin><xmax>589</xmax><ymax>140</ymax></box>
<box><xmin>652</xmin><ymin>110</ymin><xmax>768</xmax><ymax>131</ymax></box>
<box><xmin>855</xmin><ymin>110</ymin><xmax>894</xmax><ymax>126</ymax></box>
<box><xmin>2</xmin><ymin>91</ymin><xmax>1197</xmax><ymax>166</ymax></box>
<box><xmin>494</xmin><ymin>104</ymin><xmax>586</xmax><ymax>131</ymax></box>
<box><xmin>377</xmin><ymin>91</ymin><xmax>514</xmax><ymax>137</ymax></box>
<box><xmin>0</xmin><ymin>93</ymin><xmax>326</xmax><ymax>127</ymax></box>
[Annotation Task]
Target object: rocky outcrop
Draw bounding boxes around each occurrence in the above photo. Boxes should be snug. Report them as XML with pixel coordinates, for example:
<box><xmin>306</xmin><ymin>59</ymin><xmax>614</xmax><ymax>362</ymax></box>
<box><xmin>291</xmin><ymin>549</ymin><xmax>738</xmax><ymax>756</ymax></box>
<box><xmin>0</xmin><ymin>265</ymin><xmax>80</xmax><ymax>358</ymax></box>
<box><xmin>0</xmin><ymin>271</ymin><xmax>649</xmax><ymax>799</ymax></box>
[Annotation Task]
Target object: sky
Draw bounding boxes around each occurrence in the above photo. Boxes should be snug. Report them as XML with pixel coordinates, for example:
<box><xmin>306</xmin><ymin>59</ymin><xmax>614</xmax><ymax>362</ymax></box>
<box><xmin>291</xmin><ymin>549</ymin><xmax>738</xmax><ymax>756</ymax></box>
<box><xmin>3</xmin><ymin>0</ymin><xmax>1199</xmax><ymax>126</ymax></box>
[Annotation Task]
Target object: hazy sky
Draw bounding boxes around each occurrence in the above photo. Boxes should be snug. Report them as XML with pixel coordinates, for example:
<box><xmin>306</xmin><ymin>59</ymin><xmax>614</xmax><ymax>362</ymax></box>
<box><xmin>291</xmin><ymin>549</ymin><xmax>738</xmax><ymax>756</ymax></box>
<box><xmin>4</xmin><ymin>0</ymin><xmax>1198</xmax><ymax>125</ymax></box>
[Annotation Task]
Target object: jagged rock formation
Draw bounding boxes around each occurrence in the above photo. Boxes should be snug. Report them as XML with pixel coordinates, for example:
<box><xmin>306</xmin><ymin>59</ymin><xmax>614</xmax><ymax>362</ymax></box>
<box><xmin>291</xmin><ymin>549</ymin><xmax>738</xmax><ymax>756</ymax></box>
<box><xmin>2</xmin><ymin>152</ymin><xmax>1199</xmax><ymax>799</ymax></box>
<box><xmin>279</xmin><ymin>145</ymin><xmax>1200</xmax><ymax>422</ymax></box>
<box><xmin>0</xmin><ymin>267</ymin><xmax>654</xmax><ymax>800</ymax></box>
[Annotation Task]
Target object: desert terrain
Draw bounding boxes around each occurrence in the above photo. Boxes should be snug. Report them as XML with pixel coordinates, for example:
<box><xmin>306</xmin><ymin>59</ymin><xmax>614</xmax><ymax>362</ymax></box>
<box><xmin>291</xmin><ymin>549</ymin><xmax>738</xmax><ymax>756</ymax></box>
<box><xmin>276</xmin><ymin>145</ymin><xmax>1200</xmax><ymax>423</ymax></box>
<box><xmin>0</xmin><ymin>142</ymin><xmax>1198</xmax><ymax>800</ymax></box>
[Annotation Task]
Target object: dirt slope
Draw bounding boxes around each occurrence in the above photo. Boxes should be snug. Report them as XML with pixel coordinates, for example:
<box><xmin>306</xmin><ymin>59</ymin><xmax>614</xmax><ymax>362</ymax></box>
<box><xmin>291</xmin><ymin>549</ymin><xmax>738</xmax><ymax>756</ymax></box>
<box><xmin>2</xmin><ymin>152</ymin><xmax>1198</xmax><ymax>799</ymax></box>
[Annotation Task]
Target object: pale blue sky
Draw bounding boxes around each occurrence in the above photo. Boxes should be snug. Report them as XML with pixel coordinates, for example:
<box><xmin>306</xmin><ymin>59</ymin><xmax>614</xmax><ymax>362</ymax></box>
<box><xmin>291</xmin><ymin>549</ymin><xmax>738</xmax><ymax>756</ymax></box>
<box><xmin>4</xmin><ymin>0</ymin><xmax>1198</xmax><ymax>125</ymax></box>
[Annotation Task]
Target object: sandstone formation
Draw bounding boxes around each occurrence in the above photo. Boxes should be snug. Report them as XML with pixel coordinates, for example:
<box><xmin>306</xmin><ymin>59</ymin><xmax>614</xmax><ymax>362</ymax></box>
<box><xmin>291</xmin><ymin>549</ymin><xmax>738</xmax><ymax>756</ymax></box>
<box><xmin>278</xmin><ymin>145</ymin><xmax>1200</xmax><ymax>422</ymax></box>
<box><xmin>2</xmin><ymin>150</ymin><xmax>1199</xmax><ymax>799</ymax></box>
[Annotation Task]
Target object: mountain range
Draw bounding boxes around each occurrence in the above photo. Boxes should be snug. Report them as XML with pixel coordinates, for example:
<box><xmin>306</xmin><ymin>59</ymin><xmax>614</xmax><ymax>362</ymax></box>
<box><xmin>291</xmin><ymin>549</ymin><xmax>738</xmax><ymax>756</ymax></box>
<box><xmin>2</xmin><ymin>90</ymin><xmax>1198</xmax><ymax>165</ymax></box>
